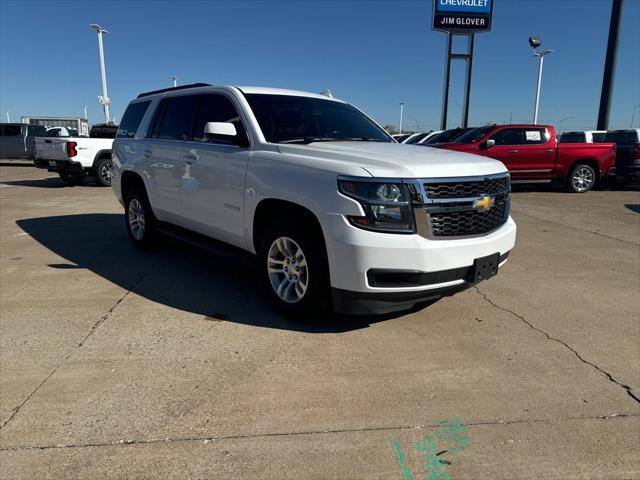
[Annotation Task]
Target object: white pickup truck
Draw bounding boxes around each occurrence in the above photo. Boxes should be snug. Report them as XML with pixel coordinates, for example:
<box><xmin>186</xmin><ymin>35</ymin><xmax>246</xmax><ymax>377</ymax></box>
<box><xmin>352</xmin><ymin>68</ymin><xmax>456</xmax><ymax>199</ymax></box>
<box><xmin>112</xmin><ymin>84</ymin><xmax>517</xmax><ymax>315</ymax></box>
<box><xmin>34</xmin><ymin>135</ymin><xmax>114</xmax><ymax>186</ymax></box>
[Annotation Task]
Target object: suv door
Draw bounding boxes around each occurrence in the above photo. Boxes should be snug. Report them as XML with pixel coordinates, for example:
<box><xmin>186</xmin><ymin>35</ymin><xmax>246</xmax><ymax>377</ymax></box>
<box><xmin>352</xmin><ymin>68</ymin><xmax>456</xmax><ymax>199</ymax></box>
<box><xmin>180</xmin><ymin>93</ymin><xmax>251</xmax><ymax>248</ymax></box>
<box><xmin>143</xmin><ymin>95</ymin><xmax>198</xmax><ymax>224</ymax></box>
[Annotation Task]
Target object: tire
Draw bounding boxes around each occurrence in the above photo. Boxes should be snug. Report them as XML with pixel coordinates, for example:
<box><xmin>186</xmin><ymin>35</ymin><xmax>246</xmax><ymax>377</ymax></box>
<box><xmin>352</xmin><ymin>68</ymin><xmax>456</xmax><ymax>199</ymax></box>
<box><xmin>59</xmin><ymin>171</ymin><xmax>85</xmax><ymax>186</ymax></box>
<box><xmin>258</xmin><ymin>218</ymin><xmax>330</xmax><ymax>315</ymax></box>
<box><xmin>94</xmin><ymin>156</ymin><xmax>113</xmax><ymax>187</ymax></box>
<box><xmin>123</xmin><ymin>184</ymin><xmax>156</xmax><ymax>249</ymax></box>
<box><xmin>567</xmin><ymin>163</ymin><xmax>596</xmax><ymax>193</ymax></box>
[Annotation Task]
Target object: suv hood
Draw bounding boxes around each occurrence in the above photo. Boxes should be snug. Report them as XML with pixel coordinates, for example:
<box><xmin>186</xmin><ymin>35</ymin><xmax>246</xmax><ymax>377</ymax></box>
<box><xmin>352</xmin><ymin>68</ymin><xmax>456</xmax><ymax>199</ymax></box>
<box><xmin>277</xmin><ymin>141</ymin><xmax>506</xmax><ymax>178</ymax></box>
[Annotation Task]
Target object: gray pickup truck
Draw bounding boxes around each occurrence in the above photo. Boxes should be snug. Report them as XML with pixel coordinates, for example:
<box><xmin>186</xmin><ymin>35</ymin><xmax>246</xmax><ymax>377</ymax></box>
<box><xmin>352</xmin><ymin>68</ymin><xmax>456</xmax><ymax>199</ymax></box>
<box><xmin>0</xmin><ymin>123</ymin><xmax>47</xmax><ymax>160</ymax></box>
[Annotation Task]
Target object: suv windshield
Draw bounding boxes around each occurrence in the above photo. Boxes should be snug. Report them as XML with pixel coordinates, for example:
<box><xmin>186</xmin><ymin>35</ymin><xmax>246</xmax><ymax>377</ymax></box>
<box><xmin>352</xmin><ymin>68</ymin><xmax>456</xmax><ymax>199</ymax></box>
<box><xmin>454</xmin><ymin>125</ymin><xmax>494</xmax><ymax>144</ymax></box>
<box><xmin>244</xmin><ymin>94</ymin><xmax>392</xmax><ymax>144</ymax></box>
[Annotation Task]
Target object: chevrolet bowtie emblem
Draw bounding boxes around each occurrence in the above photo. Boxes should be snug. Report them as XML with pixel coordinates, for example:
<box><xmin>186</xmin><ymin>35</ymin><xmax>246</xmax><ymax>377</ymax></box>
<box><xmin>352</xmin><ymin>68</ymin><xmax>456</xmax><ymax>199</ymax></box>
<box><xmin>474</xmin><ymin>195</ymin><xmax>495</xmax><ymax>212</ymax></box>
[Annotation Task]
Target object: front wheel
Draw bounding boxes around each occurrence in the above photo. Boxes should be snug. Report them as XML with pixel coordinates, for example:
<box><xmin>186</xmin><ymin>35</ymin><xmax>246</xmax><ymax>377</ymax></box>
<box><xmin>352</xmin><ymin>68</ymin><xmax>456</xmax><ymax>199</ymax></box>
<box><xmin>94</xmin><ymin>157</ymin><xmax>113</xmax><ymax>186</ymax></box>
<box><xmin>567</xmin><ymin>163</ymin><xmax>596</xmax><ymax>193</ymax></box>
<box><xmin>258</xmin><ymin>219</ymin><xmax>329</xmax><ymax>315</ymax></box>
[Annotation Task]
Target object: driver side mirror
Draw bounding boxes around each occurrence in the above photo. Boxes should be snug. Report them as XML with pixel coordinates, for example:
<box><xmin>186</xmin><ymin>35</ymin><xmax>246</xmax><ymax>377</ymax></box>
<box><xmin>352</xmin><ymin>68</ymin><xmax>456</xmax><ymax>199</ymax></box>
<box><xmin>481</xmin><ymin>139</ymin><xmax>496</xmax><ymax>150</ymax></box>
<box><xmin>204</xmin><ymin>122</ymin><xmax>237</xmax><ymax>137</ymax></box>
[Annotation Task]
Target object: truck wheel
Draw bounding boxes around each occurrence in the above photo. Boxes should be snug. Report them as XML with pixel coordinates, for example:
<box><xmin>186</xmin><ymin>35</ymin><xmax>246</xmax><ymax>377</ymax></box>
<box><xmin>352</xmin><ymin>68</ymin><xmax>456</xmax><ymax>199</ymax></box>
<box><xmin>59</xmin><ymin>172</ymin><xmax>85</xmax><ymax>186</ymax></box>
<box><xmin>568</xmin><ymin>164</ymin><xmax>596</xmax><ymax>193</ymax></box>
<box><xmin>124</xmin><ymin>185</ymin><xmax>156</xmax><ymax>249</ymax></box>
<box><xmin>94</xmin><ymin>157</ymin><xmax>113</xmax><ymax>187</ymax></box>
<box><xmin>258</xmin><ymin>219</ymin><xmax>329</xmax><ymax>315</ymax></box>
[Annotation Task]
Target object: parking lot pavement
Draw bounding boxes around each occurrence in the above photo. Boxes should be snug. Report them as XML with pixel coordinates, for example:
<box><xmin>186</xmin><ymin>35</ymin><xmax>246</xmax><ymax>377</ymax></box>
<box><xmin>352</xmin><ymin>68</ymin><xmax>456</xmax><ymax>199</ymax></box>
<box><xmin>1</xmin><ymin>162</ymin><xmax>639</xmax><ymax>479</ymax></box>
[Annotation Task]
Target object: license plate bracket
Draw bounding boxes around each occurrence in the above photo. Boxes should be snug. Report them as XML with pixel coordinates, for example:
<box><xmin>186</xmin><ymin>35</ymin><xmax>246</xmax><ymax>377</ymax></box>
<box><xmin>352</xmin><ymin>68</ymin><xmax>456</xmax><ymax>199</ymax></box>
<box><xmin>470</xmin><ymin>252</ymin><xmax>500</xmax><ymax>283</ymax></box>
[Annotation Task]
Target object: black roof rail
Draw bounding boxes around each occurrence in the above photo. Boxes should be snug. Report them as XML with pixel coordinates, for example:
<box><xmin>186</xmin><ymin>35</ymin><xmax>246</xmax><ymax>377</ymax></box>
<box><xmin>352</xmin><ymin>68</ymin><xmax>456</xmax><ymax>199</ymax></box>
<box><xmin>136</xmin><ymin>83</ymin><xmax>211</xmax><ymax>99</ymax></box>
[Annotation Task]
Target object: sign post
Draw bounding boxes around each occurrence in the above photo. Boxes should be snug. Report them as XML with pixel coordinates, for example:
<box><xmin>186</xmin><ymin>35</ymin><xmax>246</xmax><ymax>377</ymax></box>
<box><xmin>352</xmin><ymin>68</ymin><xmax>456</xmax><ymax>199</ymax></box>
<box><xmin>432</xmin><ymin>0</ymin><xmax>493</xmax><ymax>129</ymax></box>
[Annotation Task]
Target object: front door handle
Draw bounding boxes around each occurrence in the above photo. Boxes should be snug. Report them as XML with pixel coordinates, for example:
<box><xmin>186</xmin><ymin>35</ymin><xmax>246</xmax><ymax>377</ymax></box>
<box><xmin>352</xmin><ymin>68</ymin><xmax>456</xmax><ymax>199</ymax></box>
<box><xmin>508</xmin><ymin>149</ymin><xmax>519</xmax><ymax>154</ymax></box>
<box><xmin>142</xmin><ymin>149</ymin><xmax>152</xmax><ymax>158</ymax></box>
<box><xmin>544</xmin><ymin>149</ymin><xmax>554</xmax><ymax>153</ymax></box>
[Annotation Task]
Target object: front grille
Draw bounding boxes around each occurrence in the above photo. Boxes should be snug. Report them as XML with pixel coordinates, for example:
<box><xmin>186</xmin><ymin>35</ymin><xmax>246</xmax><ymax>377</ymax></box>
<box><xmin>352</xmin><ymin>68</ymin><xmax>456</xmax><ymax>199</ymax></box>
<box><xmin>417</xmin><ymin>175</ymin><xmax>510</xmax><ymax>239</ymax></box>
<box><xmin>424</xmin><ymin>177</ymin><xmax>508</xmax><ymax>199</ymax></box>
<box><xmin>429</xmin><ymin>197</ymin><xmax>507</xmax><ymax>237</ymax></box>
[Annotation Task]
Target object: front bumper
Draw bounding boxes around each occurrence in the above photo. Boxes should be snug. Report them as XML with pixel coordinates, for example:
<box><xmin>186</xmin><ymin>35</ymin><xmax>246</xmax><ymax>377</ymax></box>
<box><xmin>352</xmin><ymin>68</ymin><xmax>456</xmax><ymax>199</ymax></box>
<box><xmin>324</xmin><ymin>214</ymin><xmax>517</xmax><ymax>314</ymax></box>
<box><xmin>34</xmin><ymin>158</ymin><xmax>84</xmax><ymax>173</ymax></box>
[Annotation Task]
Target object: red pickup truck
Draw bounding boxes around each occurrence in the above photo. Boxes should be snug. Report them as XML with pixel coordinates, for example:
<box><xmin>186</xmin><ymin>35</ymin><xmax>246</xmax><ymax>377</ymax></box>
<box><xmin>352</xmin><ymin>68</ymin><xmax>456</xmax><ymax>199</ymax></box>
<box><xmin>436</xmin><ymin>124</ymin><xmax>616</xmax><ymax>192</ymax></box>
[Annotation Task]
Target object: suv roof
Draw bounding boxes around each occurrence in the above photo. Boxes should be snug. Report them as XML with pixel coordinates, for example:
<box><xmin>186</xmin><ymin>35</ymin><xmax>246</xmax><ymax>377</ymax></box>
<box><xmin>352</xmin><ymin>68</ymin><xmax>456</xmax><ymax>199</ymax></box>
<box><xmin>135</xmin><ymin>83</ymin><xmax>344</xmax><ymax>103</ymax></box>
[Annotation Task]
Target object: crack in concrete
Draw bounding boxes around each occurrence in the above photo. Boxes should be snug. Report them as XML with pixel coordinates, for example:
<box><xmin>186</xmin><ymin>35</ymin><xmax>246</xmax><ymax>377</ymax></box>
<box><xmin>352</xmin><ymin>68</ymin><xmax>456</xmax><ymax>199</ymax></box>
<box><xmin>1</xmin><ymin>413</ymin><xmax>637</xmax><ymax>452</ymax></box>
<box><xmin>0</xmin><ymin>259</ymin><xmax>160</xmax><ymax>430</ymax></box>
<box><xmin>512</xmin><ymin>210</ymin><xmax>639</xmax><ymax>246</ymax></box>
<box><xmin>474</xmin><ymin>286</ymin><xmax>640</xmax><ymax>405</ymax></box>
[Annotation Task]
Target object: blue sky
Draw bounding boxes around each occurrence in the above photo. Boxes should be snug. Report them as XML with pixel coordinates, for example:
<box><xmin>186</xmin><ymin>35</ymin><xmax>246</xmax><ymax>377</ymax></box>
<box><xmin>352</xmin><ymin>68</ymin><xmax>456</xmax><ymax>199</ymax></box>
<box><xmin>1</xmin><ymin>0</ymin><xmax>638</xmax><ymax>132</ymax></box>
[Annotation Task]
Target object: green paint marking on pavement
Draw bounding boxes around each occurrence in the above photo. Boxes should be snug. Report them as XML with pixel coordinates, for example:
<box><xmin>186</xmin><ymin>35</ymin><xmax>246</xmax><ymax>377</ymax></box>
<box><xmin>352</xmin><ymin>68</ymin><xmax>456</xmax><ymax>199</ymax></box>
<box><xmin>392</xmin><ymin>438</ymin><xmax>416</xmax><ymax>480</ymax></box>
<box><xmin>392</xmin><ymin>417</ymin><xmax>470</xmax><ymax>480</ymax></box>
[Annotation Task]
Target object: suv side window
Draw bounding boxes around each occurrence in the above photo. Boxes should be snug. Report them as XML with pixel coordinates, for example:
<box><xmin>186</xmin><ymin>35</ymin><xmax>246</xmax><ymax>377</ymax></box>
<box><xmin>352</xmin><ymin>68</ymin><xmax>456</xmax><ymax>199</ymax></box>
<box><xmin>117</xmin><ymin>101</ymin><xmax>151</xmax><ymax>138</ymax></box>
<box><xmin>154</xmin><ymin>95</ymin><xmax>198</xmax><ymax>141</ymax></box>
<box><xmin>192</xmin><ymin>94</ymin><xmax>248</xmax><ymax>145</ymax></box>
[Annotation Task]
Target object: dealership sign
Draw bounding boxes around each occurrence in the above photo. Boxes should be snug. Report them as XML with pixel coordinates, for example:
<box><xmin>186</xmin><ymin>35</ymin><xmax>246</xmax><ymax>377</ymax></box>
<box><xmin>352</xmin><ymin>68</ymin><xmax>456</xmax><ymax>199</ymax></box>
<box><xmin>432</xmin><ymin>0</ymin><xmax>493</xmax><ymax>33</ymax></box>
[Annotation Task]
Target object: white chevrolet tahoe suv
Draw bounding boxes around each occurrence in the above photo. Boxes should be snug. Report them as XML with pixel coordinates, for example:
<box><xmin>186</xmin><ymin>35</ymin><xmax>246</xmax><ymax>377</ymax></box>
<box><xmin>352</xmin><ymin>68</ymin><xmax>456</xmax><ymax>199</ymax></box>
<box><xmin>111</xmin><ymin>83</ymin><xmax>516</xmax><ymax>315</ymax></box>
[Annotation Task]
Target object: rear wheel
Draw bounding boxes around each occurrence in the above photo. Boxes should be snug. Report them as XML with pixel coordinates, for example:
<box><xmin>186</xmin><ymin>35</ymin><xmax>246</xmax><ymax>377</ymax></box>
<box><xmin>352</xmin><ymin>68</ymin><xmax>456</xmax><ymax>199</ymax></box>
<box><xmin>94</xmin><ymin>157</ymin><xmax>113</xmax><ymax>186</ymax></box>
<box><xmin>258</xmin><ymin>219</ymin><xmax>329</xmax><ymax>314</ymax></box>
<box><xmin>59</xmin><ymin>171</ymin><xmax>85</xmax><ymax>186</ymax></box>
<box><xmin>124</xmin><ymin>185</ymin><xmax>156</xmax><ymax>249</ymax></box>
<box><xmin>567</xmin><ymin>163</ymin><xmax>596</xmax><ymax>193</ymax></box>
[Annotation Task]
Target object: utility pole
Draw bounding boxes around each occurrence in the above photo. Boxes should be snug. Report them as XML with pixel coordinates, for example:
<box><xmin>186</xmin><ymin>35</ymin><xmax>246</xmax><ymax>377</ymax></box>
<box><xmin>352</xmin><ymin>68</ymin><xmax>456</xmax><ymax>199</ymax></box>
<box><xmin>170</xmin><ymin>76</ymin><xmax>179</xmax><ymax>87</ymax></box>
<box><xmin>597</xmin><ymin>0</ymin><xmax>624</xmax><ymax>130</ymax></box>
<box><xmin>399</xmin><ymin>103</ymin><xmax>404</xmax><ymax>134</ymax></box>
<box><xmin>90</xmin><ymin>24</ymin><xmax>111</xmax><ymax>123</ymax></box>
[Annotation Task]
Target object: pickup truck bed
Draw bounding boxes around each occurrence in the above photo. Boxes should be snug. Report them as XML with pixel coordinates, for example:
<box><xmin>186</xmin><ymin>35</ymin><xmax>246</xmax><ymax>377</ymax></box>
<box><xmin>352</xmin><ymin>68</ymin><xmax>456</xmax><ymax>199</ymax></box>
<box><xmin>34</xmin><ymin>136</ymin><xmax>114</xmax><ymax>186</ymax></box>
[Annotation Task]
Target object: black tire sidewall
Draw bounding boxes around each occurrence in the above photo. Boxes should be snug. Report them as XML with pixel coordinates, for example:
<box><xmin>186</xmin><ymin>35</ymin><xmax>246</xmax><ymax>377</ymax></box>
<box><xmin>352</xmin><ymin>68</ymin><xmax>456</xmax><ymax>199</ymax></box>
<box><xmin>94</xmin><ymin>157</ymin><xmax>113</xmax><ymax>187</ymax></box>
<box><xmin>568</xmin><ymin>164</ymin><xmax>596</xmax><ymax>193</ymax></box>
<box><xmin>258</xmin><ymin>219</ymin><xmax>329</xmax><ymax>314</ymax></box>
<box><xmin>123</xmin><ymin>187</ymin><xmax>156</xmax><ymax>249</ymax></box>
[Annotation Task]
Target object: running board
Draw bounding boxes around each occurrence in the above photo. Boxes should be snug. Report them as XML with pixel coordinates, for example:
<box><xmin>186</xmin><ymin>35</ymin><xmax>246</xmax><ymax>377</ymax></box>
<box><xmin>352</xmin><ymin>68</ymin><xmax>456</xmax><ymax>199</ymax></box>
<box><xmin>156</xmin><ymin>222</ymin><xmax>256</xmax><ymax>267</ymax></box>
<box><xmin>510</xmin><ymin>179</ymin><xmax>552</xmax><ymax>184</ymax></box>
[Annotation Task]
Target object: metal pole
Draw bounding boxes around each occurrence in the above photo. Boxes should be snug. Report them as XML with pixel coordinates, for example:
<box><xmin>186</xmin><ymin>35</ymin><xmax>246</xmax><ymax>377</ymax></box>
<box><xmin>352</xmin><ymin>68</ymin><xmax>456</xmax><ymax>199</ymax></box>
<box><xmin>533</xmin><ymin>53</ymin><xmax>544</xmax><ymax>124</ymax></box>
<box><xmin>440</xmin><ymin>33</ymin><xmax>452</xmax><ymax>130</ymax></box>
<box><xmin>171</xmin><ymin>76</ymin><xmax>178</xmax><ymax>87</ymax></box>
<box><xmin>5</xmin><ymin>111</ymin><xmax>9</xmax><ymax>122</ymax></box>
<box><xmin>597</xmin><ymin>0</ymin><xmax>624</xmax><ymax>130</ymax></box>
<box><xmin>399</xmin><ymin>103</ymin><xmax>404</xmax><ymax>134</ymax></box>
<box><xmin>461</xmin><ymin>34</ymin><xmax>475</xmax><ymax>128</ymax></box>
<box><xmin>83</xmin><ymin>105</ymin><xmax>87</xmax><ymax>120</ymax></box>
<box><xmin>94</xmin><ymin>29</ymin><xmax>110</xmax><ymax>123</ymax></box>
<box><xmin>632</xmin><ymin>104</ymin><xmax>640</xmax><ymax>128</ymax></box>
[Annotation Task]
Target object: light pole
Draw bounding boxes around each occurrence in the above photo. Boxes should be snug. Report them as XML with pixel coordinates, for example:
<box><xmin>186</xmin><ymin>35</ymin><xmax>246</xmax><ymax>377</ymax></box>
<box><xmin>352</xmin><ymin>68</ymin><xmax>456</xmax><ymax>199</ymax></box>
<box><xmin>83</xmin><ymin>105</ymin><xmax>88</xmax><ymax>120</ymax></box>
<box><xmin>90</xmin><ymin>24</ymin><xmax>111</xmax><ymax>123</ymax></box>
<box><xmin>170</xmin><ymin>76</ymin><xmax>179</xmax><ymax>87</ymax></box>
<box><xmin>529</xmin><ymin>36</ymin><xmax>553</xmax><ymax>125</ymax></box>
<box><xmin>4</xmin><ymin>111</ymin><xmax>10</xmax><ymax>122</ymax></box>
<box><xmin>399</xmin><ymin>103</ymin><xmax>405</xmax><ymax>134</ymax></box>
<box><xmin>558</xmin><ymin>116</ymin><xmax>574</xmax><ymax>133</ymax></box>
<box><xmin>631</xmin><ymin>104</ymin><xmax>640</xmax><ymax>128</ymax></box>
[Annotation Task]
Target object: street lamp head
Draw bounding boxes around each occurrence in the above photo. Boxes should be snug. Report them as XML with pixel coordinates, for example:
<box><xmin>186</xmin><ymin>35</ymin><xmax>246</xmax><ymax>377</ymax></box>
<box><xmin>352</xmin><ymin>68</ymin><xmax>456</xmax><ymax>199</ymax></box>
<box><xmin>528</xmin><ymin>35</ymin><xmax>542</xmax><ymax>49</ymax></box>
<box><xmin>90</xmin><ymin>24</ymin><xmax>108</xmax><ymax>33</ymax></box>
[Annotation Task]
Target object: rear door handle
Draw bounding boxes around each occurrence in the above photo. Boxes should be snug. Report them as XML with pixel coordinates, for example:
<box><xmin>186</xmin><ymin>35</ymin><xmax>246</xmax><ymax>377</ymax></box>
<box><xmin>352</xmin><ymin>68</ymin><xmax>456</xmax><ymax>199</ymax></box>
<box><xmin>142</xmin><ymin>149</ymin><xmax>152</xmax><ymax>158</ymax></box>
<box><xmin>183</xmin><ymin>154</ymin><xmax>197</xmax><ymax>165</ymax></box>
<box><xmin>508</xmin><ymin>149</ymin><xmax>519</xmax><ymax>154</ymax></box>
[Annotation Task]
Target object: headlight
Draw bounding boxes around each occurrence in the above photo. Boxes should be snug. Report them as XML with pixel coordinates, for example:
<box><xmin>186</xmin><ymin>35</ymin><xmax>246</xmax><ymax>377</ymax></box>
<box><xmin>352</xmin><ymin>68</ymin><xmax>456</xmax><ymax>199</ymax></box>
<box><xmin>338</xmin><ymin>177</ymin><xmax>415</xmax><ymax>233</ymax></box>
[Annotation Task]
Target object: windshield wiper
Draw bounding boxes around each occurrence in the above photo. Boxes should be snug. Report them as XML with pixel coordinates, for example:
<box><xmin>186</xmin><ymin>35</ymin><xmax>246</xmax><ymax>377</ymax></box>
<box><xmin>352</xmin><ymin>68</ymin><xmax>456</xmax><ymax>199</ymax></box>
<box><xmin>278</xmin><ymin>137</ymin><xmax>343</xmax><ymax>144</ymax></box>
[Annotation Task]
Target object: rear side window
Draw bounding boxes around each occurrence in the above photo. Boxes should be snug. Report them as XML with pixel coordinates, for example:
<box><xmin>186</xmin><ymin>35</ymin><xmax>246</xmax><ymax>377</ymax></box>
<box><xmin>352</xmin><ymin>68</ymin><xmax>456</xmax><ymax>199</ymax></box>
<box><xmin>154</xmin><ymin>96</ymin><xmax>198</xmax><ymax>141</ymax></box>
<box><xmin>2</xmin><ymin>125</ymin><xmax>22</xmax><ymax>136</ymax></box>
<box><xmin>192</xmin><ymin>94</ymin><xmax>247</xmax><ymax>144</ymax></box>
<box><xmin>603</xmin><ymin>131</ymin><xmax>639</xmax><ymax>144</ymax></box>
<box><xmin>560</xmin><ymin>132</ymin><xmax>586</xmax><ymax>143</ymax></box>
<box><xmin>117</xmin><ymin>101</ymin><xmax>151</xmax><ymax>138</ymax></box>
<box><xmin>519</xmin><ymin>128</ymin><xmax>548</xmax><ymax>144</ymax></box>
